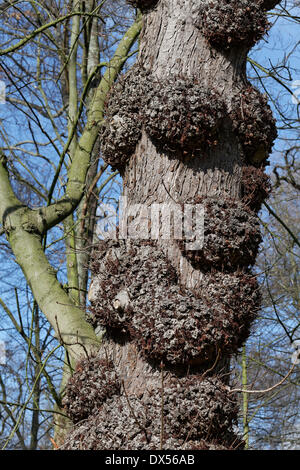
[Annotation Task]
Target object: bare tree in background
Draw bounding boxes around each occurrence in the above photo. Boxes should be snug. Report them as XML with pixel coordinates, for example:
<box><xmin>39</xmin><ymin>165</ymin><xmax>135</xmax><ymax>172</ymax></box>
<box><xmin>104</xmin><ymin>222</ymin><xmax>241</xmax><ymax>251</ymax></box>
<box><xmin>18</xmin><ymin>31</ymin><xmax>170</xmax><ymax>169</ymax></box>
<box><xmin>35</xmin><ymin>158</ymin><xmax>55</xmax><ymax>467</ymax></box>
<box><xmin>0</xmin><ymin>0</ymin><xmax>137</xmax><ymax>448</ymax></box>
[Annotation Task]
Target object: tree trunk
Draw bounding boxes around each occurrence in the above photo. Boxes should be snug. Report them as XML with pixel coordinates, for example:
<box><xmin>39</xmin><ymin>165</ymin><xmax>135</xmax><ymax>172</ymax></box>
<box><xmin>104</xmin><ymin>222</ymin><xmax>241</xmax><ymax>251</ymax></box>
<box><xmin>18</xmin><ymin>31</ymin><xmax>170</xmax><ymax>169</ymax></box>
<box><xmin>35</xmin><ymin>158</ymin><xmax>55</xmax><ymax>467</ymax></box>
<box><xmin>62</xmin><ymin>0</ymin><xmax>278</xmax><ymax>450</ymax></box>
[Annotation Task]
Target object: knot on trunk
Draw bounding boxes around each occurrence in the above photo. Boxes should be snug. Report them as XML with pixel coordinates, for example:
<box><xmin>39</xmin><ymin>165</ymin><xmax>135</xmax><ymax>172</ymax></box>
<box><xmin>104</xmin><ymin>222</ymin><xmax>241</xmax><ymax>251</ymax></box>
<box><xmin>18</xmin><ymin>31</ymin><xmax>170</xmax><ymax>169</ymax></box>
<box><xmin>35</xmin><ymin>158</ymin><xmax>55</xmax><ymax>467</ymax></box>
<box><xmin>230</xmin><ymin>85</ymin><xmax>278</xmax><ymax>165</ymax></box>
<box><xmin>100</xmin><ymin>67</ymin><xmax>276</xmax><ymax>172</ymax></box>
<box><xmin>196</xmin><ymin>0</ymin><xmax>270</xmax><ymax>50</ymax></box>
<box><xmin>61</xmin><ymin>375</ymin><xmax>243</xmax><ymax>450</ymax></box>
<box><xmin>177</xmin><ymin>196</ymin><xmax>262</xmax><ymax>270</ymax></box>
<box><xmin>144</xmin><ymin>76</ymin><xmax>226</xmax><ymax>154</ymax></box>
<box><xmin>62</xmin><ymin>357</ymin><xmax>121</xmax><ymax>423</ymax></box>
<box><xmin>241</xmin><ymin>165</ymin><xmax>272</xmax><ymax>212</ymax></box>
<box><xmin>89</xmin><ymin>240</ymin><xmax>261</xmax><ymax>365</ymax></box>
<box><xmin>100</xmin><ymin>68</ymin><xmax>226</xmax><ymax>170</ymax></box>
<box><xmin>99</xmin><ymin>66</ymin><xmax>150</xmax><ymax>171</ymax></box>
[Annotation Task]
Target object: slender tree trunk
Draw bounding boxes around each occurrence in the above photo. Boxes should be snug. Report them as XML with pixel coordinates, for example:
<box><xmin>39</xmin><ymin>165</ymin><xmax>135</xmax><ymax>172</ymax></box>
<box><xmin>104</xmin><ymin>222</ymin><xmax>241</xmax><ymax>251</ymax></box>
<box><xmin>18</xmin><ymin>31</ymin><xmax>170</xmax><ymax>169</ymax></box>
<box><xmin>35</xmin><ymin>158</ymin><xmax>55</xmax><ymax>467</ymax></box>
<box><xmin>29</xmin><ymin>304</ymin><xmax>41</xmax><ymax>450</ymax></box>
<box><xmin>242</xmin><ymin>345</ymin><xmax>249</xmax><ymax>449</ymax></box>
<box><xmin>62</xmin><ymin>0</ymin><xmax>278</xmax><ymax>449</ymax></box>
<box><xmin>75</xmin><ymin>0</ymin><xmax>102</xmax><ymax>308</ymax></box>
<box><xmin>53</xmin><ymin>356</ymin><xmax>72</xmax><ymax>448</ymax></box>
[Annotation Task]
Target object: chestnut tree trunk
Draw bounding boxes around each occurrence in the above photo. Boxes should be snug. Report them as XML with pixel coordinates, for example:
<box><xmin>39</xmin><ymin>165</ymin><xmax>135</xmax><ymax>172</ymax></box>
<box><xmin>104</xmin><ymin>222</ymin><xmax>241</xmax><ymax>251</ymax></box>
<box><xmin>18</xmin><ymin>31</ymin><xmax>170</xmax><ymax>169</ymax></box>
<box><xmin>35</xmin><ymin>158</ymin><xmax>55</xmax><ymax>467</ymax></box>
<box><xmin>62</xmin><ymin>0</ymin><xmax>278</xmax><ymax>450</ymax></box>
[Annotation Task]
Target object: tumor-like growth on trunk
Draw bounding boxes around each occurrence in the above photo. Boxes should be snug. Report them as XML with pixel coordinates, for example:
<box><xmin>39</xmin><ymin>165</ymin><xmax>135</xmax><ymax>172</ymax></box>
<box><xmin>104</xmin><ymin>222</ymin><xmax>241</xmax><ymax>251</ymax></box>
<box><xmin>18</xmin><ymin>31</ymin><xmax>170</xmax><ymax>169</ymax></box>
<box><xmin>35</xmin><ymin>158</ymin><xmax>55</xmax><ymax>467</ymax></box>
<box><xmin>100</xmin><ymin>69</ymin><xmax>226</xmax><ymax>166</ymax></box>
<box><xmin>89</xmin><ymin>240</ymin><xmax>261</xmax><ymax>365</ymax></box>
<box><xmin>144</xmin><ymin>376</ymin><xmax>239</xmax><ymax>443</ymax></box>
<box><xmin>62</xmin><ymin>357</ymin><xmax>121</xmax><ymax>423</ymax></box>
<box><xmin>130</xmin><ymin>272</ymin><xmax>260</xmax><ymax>365</ymax></box>
<box><xmin>177</xmin><ymin>196</ymin><xmax>262</xmax><ymax>270</ymax></box>
<box><xmin>100</xmin><ymin>67</ymin><xmax>150</xmax><ymax>171</ymax></box>
<box><xmin>197</xmin><ymin>0</ymin><xmax>270</xmax><ymax>49</ymax></box>
<box><xmin>230</xmin><ymin>85</ymin><xmax>277</xmax><ymax>164</ymax></box>
<box><xmin>144</xmin><ymin>77</ymin><xmax>225</xmax><ymax>154</ymax></box>
<box><xmin>61</xmin><ymin>375</ymin><xmax>241</xmax><ymax>450</ymax></box>
<box><xmin>241</xmin><ymin>165</ymin><xmax>271</xmax><ymax>212</ymax></box>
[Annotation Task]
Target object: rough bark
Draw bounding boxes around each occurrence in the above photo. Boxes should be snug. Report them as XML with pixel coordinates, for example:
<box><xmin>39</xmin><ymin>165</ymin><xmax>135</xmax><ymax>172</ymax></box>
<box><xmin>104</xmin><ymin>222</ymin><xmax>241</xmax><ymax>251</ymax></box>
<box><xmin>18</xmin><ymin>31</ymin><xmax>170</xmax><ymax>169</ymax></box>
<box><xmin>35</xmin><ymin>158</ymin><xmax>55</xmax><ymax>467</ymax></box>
<box><xmin>62</xmin><ymin>0</ymin><xmax>278</xmax><ymax>450</ymax></box>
